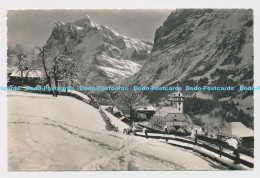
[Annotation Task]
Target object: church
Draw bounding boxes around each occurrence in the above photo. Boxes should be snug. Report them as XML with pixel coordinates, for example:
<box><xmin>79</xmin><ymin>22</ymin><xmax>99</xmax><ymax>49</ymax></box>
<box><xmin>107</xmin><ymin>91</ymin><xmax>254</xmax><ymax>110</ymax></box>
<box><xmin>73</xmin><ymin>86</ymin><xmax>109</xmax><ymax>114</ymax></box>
<box><xmin>151</xmin><ymin>91</ymin><xmax>193</xmax><ymax>133</ymax></box>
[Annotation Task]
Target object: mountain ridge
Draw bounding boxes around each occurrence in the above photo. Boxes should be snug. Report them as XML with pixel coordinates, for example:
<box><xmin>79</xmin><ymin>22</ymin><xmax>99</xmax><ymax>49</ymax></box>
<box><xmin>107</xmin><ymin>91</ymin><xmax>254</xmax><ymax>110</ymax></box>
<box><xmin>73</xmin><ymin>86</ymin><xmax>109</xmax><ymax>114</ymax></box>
<box><xmin>45</xmin><ymin>15</ymin><xmax>153</xmax><ymax>86</ymax></box>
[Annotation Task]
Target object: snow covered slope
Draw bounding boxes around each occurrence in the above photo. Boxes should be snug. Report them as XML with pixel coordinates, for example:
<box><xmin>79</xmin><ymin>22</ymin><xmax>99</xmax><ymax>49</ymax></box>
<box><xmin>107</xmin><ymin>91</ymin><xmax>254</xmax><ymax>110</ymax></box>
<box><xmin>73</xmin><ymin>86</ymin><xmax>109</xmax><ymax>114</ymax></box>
<box><xmin>45</xmin><ymin>16</ymin><xmax>152</xmax><ymax>86</ymax></box>
<box><xmin>8</xmin><ymin>91</ymin><xmax>226</xmax><ymax>170</ymax></box>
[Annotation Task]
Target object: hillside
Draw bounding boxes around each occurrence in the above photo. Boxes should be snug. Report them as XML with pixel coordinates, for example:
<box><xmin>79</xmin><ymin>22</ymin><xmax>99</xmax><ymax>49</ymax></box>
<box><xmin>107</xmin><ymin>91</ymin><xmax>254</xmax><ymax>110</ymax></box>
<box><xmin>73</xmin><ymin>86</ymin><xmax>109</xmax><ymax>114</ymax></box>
<box><xmin>8</xmin><ymin>91</ymin><xmax>225</xmax><ymax>170</ymax></box>
<box><xmin>125</xmin><ymin>9</ymin><xmax>253</xmax><ymax>88</ymax></box>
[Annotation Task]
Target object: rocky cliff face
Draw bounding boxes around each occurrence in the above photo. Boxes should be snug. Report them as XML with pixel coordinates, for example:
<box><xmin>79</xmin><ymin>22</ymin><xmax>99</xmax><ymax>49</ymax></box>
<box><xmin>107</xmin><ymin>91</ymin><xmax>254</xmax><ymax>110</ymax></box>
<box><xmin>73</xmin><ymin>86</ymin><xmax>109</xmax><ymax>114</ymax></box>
<box><xmin>45</xmin><ymin>16</ymin><xmax>152</xmax><ymax>86</ymax></box>
<box><xmin>125</xmin><ymin>9</ymin><xmax>253</xmax><ymax>89</ymax></box>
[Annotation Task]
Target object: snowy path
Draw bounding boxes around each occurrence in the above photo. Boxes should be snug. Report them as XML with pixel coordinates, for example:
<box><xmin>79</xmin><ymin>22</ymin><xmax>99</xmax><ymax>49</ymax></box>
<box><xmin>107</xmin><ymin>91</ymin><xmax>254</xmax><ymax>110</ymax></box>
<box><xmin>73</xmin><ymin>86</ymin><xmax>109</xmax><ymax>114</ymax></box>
<box><xmin>8</xmin><ymin>91</ymin><xmax>226</xmax><ymax>171</ymax></box>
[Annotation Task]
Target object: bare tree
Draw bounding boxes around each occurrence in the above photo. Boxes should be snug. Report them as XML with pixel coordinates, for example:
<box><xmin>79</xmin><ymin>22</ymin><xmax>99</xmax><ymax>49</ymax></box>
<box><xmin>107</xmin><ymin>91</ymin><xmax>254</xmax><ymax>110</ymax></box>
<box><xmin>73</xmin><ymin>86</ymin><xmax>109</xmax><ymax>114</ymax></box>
<box><xmin>8</xmin><ymin>44</ymin><xmax>28</xmax><ymax>78</ymax></box>
<box><xmin>35</xmin><ymin>46</ymin><xmax>53</xmax><ymax>91</ymax></box>
<box><xmin>35</xmin><ymin>45</ymin><xmax>81</xmax><ymax>96</ymax></box>
<box><xmin>104</xmin><ymin>92</ymin><xmax>119</xmax><ymax>114</ymax></box>
<box><xmin>115</xmin><ymin>87</ymin><xmax>142</xmax><ymax>123</ymax></box>
<box><xmin>52</xmin><ymin>47</ymin><xmax>82</xmax><ymax>90</ymax></box>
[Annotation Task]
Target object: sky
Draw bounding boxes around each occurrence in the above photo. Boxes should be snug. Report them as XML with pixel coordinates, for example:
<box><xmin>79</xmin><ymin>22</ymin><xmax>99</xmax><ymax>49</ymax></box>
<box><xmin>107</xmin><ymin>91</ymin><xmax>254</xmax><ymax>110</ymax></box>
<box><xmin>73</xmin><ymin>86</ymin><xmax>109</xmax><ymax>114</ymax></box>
<box><xmin>7</xmin><ymin>9</ymin><xmax>173</xmax><ymax>49</ymax></box>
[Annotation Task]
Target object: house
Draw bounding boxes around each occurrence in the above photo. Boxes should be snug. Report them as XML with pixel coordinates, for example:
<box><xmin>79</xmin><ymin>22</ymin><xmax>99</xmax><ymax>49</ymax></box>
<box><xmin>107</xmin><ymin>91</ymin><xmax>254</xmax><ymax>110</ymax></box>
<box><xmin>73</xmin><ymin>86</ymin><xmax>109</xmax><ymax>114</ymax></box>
<box><xmin>218</xmin><ymin>122</ymin><xmax>254</xmax><ymax>147</ymax></box>
<box><xmin>8</xmin><ymin>69</ymin><xmax>45</xmax><ymax>87</ymax></box>
<box><xmin>135</xmin><ymin>106</ymin><xmax>157</xmax><ymax>119</ymax></box>
<box><xmin>52</xmin><ymin>78</ymin><xmax>79</xmax><ymax>90</ymax></box>
<box><xmin>192</xmin><ymin>125</ymin><xmax>205</xmax><ymax>136</ymax></box>
<box><xmin>151</xmin><ymin>91</ymin><xmax>193</xmax><ymax>133</ymax></box>
<box><xmin>118</xmin><ymin>116</ymin><xmax>132</xmax><ymax>126</ymax></box>
<box><xmin>136</xmin><ymin>106</ymin><xmax>157</xmax><ymax>113</ymax></box>
<box><xmin>105</xmin><ymin>105</ymin><xmax>123</xmax><ymax>118</ymax></box>
<box><xmin>111</xmin><ymin>105</ymin><xmax>124</xmax><ymax>118</ymax></box>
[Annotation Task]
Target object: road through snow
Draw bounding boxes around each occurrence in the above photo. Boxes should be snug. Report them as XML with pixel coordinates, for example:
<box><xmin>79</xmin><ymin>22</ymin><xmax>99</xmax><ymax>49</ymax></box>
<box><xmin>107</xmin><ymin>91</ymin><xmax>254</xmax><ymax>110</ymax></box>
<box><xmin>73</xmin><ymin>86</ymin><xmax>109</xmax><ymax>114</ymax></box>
<box><xmin>8</xmin><ymin>91</ymin><xmax>226</xmax><ymax>171</ymax></box>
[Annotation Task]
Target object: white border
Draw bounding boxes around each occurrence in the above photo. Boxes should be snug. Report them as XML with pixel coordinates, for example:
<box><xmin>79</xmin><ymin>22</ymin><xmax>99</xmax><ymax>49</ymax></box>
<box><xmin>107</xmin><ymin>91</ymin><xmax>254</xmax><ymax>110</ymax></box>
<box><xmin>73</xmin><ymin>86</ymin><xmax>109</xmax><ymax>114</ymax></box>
<box><xmin>1</xmin><ymin>0</ymin><xmax>260</xmax><ymax>178</ymax></box>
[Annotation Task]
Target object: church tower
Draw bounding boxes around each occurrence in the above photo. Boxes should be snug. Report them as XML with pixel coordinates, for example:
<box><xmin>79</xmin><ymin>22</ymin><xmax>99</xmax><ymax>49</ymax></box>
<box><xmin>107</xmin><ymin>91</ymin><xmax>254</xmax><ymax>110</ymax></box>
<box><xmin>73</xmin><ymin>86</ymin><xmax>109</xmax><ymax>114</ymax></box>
<box><xmin>170</xmin><ymin>91</ymin><xmax>184</xmax><ymax>113</ymax></box>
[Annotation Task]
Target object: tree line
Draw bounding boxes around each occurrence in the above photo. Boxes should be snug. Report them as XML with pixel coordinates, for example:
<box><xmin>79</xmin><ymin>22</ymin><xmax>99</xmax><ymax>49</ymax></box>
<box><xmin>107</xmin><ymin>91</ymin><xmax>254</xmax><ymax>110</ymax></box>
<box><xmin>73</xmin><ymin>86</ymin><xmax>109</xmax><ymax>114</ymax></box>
<box><xmin>8</xmin><ymin>44</ymin><xmax>82</xmax><ymax>97</ymax></box>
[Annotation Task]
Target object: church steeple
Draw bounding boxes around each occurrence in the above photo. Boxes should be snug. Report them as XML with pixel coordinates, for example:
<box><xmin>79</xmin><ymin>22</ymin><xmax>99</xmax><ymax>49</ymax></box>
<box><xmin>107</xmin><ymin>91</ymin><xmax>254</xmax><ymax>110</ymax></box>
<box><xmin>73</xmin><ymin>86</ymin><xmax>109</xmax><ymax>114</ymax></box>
<box><xmin>170</xmin><ymin>91</ymin><xmax>184</xmax><ymax>113</ymax></box>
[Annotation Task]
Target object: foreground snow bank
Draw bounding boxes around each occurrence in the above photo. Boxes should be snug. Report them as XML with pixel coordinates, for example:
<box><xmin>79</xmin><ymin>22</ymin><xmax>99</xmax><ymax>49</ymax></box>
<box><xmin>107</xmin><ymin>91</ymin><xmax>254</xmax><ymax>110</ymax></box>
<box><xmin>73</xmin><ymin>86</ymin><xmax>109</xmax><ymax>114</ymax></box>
<box><xmin>8</xmin><ymin>91</ymin><xmax>105</xmax><ymax>131</ymax></box>
<box><xmin>8</xmin><ymin>91</ymin><xmax>226</xmax><ymax>171</ymax></box>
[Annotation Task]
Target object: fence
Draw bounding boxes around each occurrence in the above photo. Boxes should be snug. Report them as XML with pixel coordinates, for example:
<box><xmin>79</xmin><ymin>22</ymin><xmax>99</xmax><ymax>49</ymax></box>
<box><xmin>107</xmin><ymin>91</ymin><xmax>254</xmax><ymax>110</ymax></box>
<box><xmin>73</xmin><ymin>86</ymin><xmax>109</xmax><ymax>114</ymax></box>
<box><xmin>135</xmin><ymin>131</ymin><xmax>253</xmax><ymax>170</ymax></box>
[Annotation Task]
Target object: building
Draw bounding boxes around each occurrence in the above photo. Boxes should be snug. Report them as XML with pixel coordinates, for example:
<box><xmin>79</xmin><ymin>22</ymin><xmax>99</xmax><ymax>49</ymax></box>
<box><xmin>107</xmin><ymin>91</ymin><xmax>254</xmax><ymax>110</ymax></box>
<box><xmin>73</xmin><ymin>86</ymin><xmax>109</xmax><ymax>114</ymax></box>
<box><xmin>218</xmin><ymin>122</ymin><xmax>254</xmax><ymax>147</ymax></box>
<box><xmin>111</xmin><ymin>105</ymin><xmax>124</xmax><ymax>118</ymax></box>
<box><xmin>151</xmin><ymin>91</ymin><xmax>193</xmax><ymax>133</ymax></box>
<box><xmin>8</xmin><ymin>69</ymin><xmax>45</xmax><ymax>87</ymax></box>
<box><xmin>135</xmin><ymin>106</ymin><xmax>157</xmax><ymax>119</ymax></box>
<box><xmin>169</xmin><ymin>92</ymin><xmax>184</xmax><ymax>113</ymax></box>
<box><xmin>52</xmin><ymin>78</ymin><xmax>79</xmax><ymax>89</ymax></box>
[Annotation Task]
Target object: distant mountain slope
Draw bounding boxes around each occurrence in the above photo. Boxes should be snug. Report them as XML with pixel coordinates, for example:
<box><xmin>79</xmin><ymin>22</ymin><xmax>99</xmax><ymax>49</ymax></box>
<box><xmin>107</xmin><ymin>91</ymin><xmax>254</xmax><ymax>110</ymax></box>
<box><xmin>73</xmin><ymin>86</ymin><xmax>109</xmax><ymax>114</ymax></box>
<box><xmin>125</xmin><ymin>9</ymin><xmax>253</xmax><ymax>89</ymax></box>
<box><xmin>45</xmin><ymin>16</ymin><xmax>152</xmax><ymax>86</ymax></box>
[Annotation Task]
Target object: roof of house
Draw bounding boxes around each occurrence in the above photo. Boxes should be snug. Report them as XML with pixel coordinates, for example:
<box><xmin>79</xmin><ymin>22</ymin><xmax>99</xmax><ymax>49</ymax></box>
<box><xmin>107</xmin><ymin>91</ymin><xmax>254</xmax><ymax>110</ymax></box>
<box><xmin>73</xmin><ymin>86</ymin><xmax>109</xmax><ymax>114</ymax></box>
<box><xmin>160</xmin><ymin>107</ymin><xmax>182</xmax><ymax>113</ymax></box>
<box><xmin>10</xmin><ymin>69</ymin><xmax>44</xmax><ymax>78</ymax></box>
<box><xmin>219</xmin><ymin>122</ymin><xmax>254</xmax><ymax>138</ymax></box>
<box><xmin>112</xmin><ymin>105</ymin><xmax>120</xmax><ymax>113</ymax></box>
<box><xmin>173</xmin><ymin>121</ymin><xmax>188</xmax><ymax>126</ymax></box>
<box><xmin>154</xmin><ymin>112</ymin><xmax>189</xmax><ymax>122</ymax></box>
<box><xmin>7</xmin><ymin>66</ymin><xmax>18</xmax><ymax>74</ymax></box>
<box><xmin>153</xmin><ymin>107</ymin><xmax>182</xmax><ymax>117</ymax></box>
<box><xmin>168</xmin><ymin>91</ymin><xmax>184</xmax><ymax>98</ymax></box>
<box><xmin>153</xmin><ymin>111</ymin><xmax>168</xmax><ymax>118</ymax></box>
<box><xmin>124</xmin><ymin>114</ymin><xmax>130</xmax><ymax>118</ymax></box>
<box><xmin>167</xmin><ymin>113</ymin><xmax>188</xmax><ymax>122</ymax></box>
<box><xmin>136</xmin><ymin>106</ymin><xmax>157</xmax><ymax>112</ymax></box>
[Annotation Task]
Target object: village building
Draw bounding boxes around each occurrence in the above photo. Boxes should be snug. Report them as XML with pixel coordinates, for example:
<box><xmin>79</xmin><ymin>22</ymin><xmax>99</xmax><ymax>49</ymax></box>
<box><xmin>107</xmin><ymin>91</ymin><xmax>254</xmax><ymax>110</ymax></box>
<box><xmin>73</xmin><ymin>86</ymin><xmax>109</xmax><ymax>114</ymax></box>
<box><xmin>218</xmin><ymin>122</ymin><xmax>254</xmax><ymax>148</ymax></box>
<box><xmin>111</xmin><ymin>105</ymin><xmax>124</xmax><ymax>118</ymax></box>
<box><xmin>151</xmin><ymin>91</ymin><xmax>193</xmax><ymax>133</ymax></box>
<box><xmin>118</xmin><ymin>116</ymin><xmax>132</xmax><ymax>126</ymax></box>
<box><xmin>52</xmin><ymin>78</ymin><xmax>79</xmax><ymax>90</ymax></box>
<box><xmin>135</xmin><ymin>106</ymin><xmax>157</xmax><ymax>119</ymax></box>
<box><xmin>8</xmin><ymin>69</ymin><xmax>45</xmax><ymax>87</ymax></box>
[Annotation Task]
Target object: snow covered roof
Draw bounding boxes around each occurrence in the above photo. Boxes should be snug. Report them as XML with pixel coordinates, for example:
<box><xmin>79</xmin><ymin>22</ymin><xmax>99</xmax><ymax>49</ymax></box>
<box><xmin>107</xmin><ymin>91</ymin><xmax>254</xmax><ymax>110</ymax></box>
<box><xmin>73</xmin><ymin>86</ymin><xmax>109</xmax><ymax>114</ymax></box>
<box><xmin>10</xmin><ymin>69</ymin><xmax>44</xmax><ymax>78</ymax></box>
<box><xmin>7</xmin><ymin>66</ymin><xmax>18</xmax><ymax>74</ymax></box>
<box><xmin>219</xmin><ymin>122</ymin><xmax>254</xmax><ymax>138</ymax></box>
<box><xmin>154</xmin><ymin>108</ymin><xmax>183</xmax><ymax>118</ymax></box>
<box><xmin>225</xmin><ymin>138</ymin><xmax>239</xmax><ymax>149</ymax></box>
<box><xmin>136</xmin><ymin>106</ymin><xmax>157</xmax><ymax>112</ymax></box>
<box><xmin>153</xmin><ymin>107</ymin><xmax>182</xmax><ymax>117</ymax></box>
<box><xmin>160</xmin><ymin>107</ymin><xmax>181</xmax><ymax>113</ymax></box>
<box><xmin>168</xmin><ymin>91</ymin><xmax>184</xmax><ymax>98</ymax></box>
<box><xmin>173</xmin><ymin>121</ymin><xmax>188</xmax><ymax>126</ymax></box>
<box><xmin>153</xmin><ymin>112</ymin><xmax>168</xmax><ymax>118</ymax></box>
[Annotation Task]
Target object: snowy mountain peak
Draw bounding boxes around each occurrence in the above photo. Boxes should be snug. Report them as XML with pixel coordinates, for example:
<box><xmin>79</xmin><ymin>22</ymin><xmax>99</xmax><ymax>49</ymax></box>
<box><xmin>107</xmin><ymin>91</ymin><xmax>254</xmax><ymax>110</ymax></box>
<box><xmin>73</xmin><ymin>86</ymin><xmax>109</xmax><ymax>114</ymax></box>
<box><xmin>45</xmin><ymin>16</ymin><xmax>153</xmax><ymax>87</ymax></box>
<box><xmin>83</xmin><ymin>15</ymin><xmax>91</xmax><ymax>20</ymax></box>
<box><xmin>53</xmin><ymin>21</ymin><xmax>66</xmax><ymax>28</ymax></box>
<box><xmin>72</xmin><ymin>15</ymin><xmax>98</xmax><ymax>28</ymax></box>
